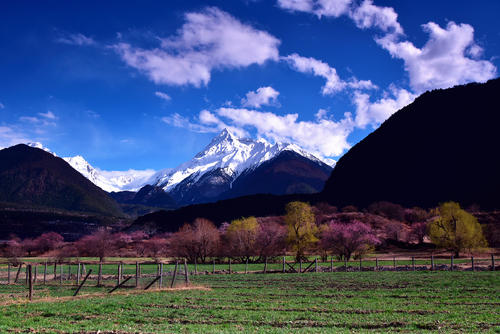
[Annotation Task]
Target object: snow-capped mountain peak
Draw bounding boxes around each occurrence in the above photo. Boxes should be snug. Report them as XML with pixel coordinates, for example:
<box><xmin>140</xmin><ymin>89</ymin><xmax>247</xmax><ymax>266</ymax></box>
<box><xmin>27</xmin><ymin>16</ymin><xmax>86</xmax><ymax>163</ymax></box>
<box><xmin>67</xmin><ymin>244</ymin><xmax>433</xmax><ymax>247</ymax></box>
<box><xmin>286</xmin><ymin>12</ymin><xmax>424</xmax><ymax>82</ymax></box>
<box><xmin>62</xmin><ymin>155</ymin><xmax>157</xmax><ymax>193</ymax></box>
<box><xmin>154</xmin><ymin>128</ymin><xmax>330</xmax><ymax>192</ymax></box>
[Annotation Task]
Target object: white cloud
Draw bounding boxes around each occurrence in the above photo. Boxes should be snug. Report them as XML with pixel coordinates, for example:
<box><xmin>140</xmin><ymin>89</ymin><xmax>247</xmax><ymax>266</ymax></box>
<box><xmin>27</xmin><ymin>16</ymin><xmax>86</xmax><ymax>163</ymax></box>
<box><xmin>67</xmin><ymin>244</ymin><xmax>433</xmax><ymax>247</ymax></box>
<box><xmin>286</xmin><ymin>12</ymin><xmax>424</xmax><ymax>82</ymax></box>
<box><xmin>57</xmin><ymin>33</ymin><xmax>95</xmax><ymax>46</ymax></box>
<box><xmin>114</xmin><ymin>7</ymin><xmax>280</xmax><ymax>87</ymax></box>
<box><xmin>38</xmin><ymin>111</ymin><xmax>57</xmax><ymax>120</ymax></box>
<box><xmin>0</xmin><ymin>102</ymin><xmax>4</xmax><ymax>109</ymax></box>
<box><xmin>162</xmin><ymin>111</ymin><xmax>249</xmax><ymax>138</ymax></box>
<box><xmin>350</xmin><ymin>0</ymin><xmax>403</xmax><ymax>34</ymax></box>
<box><xmin>315</xmin><ymin>108</ymin><xmax>329</xmax><ymax>120</ymax></box>
<box><xmin>353</xmin><ymin>86</ymin><xmax>416</xmax><ymax>128</ymax></box>
<box><xmin>277</xmin><ymin>0</ymin><xmax>402</xmax><ymax>34</ymax></box>
<box><xmin>277</xmin><ymin>0</ymin><xmax>352</xmax><ymax>18</ymax></box>
<box><xmin>376</xmin><ymin>21</ymin><xmax>497</xmax><ymax>93</ymax></box>
<box><xmin>155</xmin><ymin>91</ymin><xmax>172</xmax><ymax>101</ymax></box>
<box><xmin>241</xmin><ymin>86</ymin><xmax>280</xmax><ymax>108</ymax></box>
<box><xmin>215</xmin><ymin>107</ymin><xmax>353</xmax><ymax>157</ymax></box>
<box><xmin>282</xmin><ymin>53</ymin><xmax>377</xmax><ymax>95</ymax></box>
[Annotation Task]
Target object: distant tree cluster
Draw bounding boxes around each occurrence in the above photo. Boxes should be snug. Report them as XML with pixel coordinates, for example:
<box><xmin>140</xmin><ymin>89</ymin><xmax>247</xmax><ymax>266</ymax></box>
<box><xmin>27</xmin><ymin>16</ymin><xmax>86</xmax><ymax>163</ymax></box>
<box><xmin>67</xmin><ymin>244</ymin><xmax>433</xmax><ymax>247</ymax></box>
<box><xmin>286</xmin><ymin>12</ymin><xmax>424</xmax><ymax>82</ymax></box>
<box><xmin>0</xmin><ymin>201</ymin><xmax>490</xmax><ymax>261</ymax></box>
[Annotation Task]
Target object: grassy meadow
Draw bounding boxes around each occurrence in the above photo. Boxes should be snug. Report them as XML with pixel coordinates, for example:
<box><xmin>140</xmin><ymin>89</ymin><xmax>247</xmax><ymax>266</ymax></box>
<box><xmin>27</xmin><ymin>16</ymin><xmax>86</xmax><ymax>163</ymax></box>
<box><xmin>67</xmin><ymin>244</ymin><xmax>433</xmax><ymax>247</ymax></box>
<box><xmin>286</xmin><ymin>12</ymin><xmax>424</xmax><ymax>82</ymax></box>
<box><xmin>0</xmin><ymin>269</ymin><xmax>498</xmax><ymax>333</ymax></box>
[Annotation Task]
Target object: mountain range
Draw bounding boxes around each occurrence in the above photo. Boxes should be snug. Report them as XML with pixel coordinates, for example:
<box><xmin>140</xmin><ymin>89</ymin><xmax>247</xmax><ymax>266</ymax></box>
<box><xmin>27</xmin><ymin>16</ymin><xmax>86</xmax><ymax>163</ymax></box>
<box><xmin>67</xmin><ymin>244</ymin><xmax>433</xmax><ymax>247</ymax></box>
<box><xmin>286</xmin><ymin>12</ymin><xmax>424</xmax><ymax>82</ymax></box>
<box><xmin>2</xmin><ymin>129</ymin><xmax>333</xmax><ymax>212</ymax></box>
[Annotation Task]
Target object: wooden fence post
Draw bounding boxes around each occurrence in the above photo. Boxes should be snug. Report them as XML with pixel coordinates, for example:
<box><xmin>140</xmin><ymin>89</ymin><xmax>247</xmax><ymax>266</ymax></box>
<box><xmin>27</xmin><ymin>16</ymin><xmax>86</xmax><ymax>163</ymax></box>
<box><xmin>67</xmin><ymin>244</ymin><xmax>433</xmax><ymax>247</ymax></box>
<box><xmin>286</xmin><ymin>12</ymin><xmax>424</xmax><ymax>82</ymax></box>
<box><xmin>28</xmin><ymin>264</ymin><xmax>33</xmax><ymax>301</ymax></box>
<box><xmin>117</xmin><ymin>264</ymin><xmax>121</xmax><ymax>285</ymax></box>
<box><xmin>34</xmin><ymin>265</ymin><xmax>37</xmax><ymax>283</ymax></box>
<box><xmin>159</xmin><ymin>263</ymin><xmax>163</xmax><ymax>288</ymax></box>
<box><xmin>68</xmin><ymin>264</ymin><xmax>71</xmax><ymax>280</ymax></box>
<box><xmin>393</xmin><ymin>257</ymin><xmax>396</xmax><ymax>269</ymax></box>
<box><xmin>77</xmin><ymin>263</ymin><xmax>81</xmax><ymax>285</ymax></box>
<box><xmin>264</xmin><ymin>257</ymin><xmax>268</xmax><ymax>273</ymax></box>
<box><xmin>359</xmin><ymin>257</ymin><xmax>362</xmax><ymax>272</ymax></box>
<box><xmin>25</xmin><ymin>265</ymin><xmax>28</xmax><ymax>285</ymax></box>
<box><xmin>431</xmin><ymin>255</ymin><xmax>434</xmax><ymax>271</ymax></box>
<box><xmin>53</xmin><ymin>262</ymin><xmax>57</xmax><ymax>280</ymax></box>
<box><xmin>412</xmin><ymin>257</ymin><xmax>415</xmax><ymax>271</ymax></box>
<box><xmin>450</xmin><ymin>255</ymin><xmax>454</xmax><ymax>271</ymax></box>
<box><xmin>170</xmin><ymin>261</ymin><xmax>178</xmax><ymax>288</ymax></box>
<box><xmin>135</xmin><ymin>262</ymin><xmax>139</xmax><ymax>288</ymax></box>
<box><xmin>330</xmin><ymin>257</ymin><xmax>333</xmax><ymax>272</ymax></box>
<box><xmin>97</xmin><ymin>262</ymin><xmax>102</xmax><ymax>286</ymax></box>
<box><xmin>492</xmin><ymin>254</ymin><xmax>495</xmax><ymax>271</ymax></box>
<box><xmin>299</xmin><ymin>259</ymin><xmax>302</xmax><ymax>273</ymax></box>
<box><xmin>43</xmin><ymin>261</ymin><xmax>47</xmax><ymax>284</ymax></box>
<box><xmin>184</xmin><ymin>259</ymin><xmax>189</xmax><ymax>285</ymax></box>
<box><xmin>471</xmin><ymin>256</ymin><xmax>475</xmax><ymax>271</ymax></box>
<box><xmin>14</xmin><ymin>263</ymin><xmax>23</xmax><ymax>283</ymax></box>
<box><xmin>344</xmin><ymin>258</ymin><xmax>347</xmax><ymax>272</ymax></box>
<box><xmin>282</xmin><ymin>257</ymin><xmax>286</xmax><ymax>273</ymax></box>
<box><xmin>375</xmin><ymin>258</ymin><xmax>378</xmax><ymax>271</ymax></box>
<box><xmin>7</xmin><ymin>263</ymin><xmax>11</xmax><ymax>284</ymax></box>
<box><xmin>228</xmin><ymin>259</ymin><xmax>231</xmax><ymax>274</ymax></box>
<box><xmin>194</xmin><ymin>259</ymin><xmax>197</xmax><ymax>275</ymax></box>
<box><xmin>315</xmin><ymin>258</ymin><xmax>318</xmax><ymax>272</ymax></box>
<box><xmin>213</xmin><ymin>259</ymin><xmax>216</xmax><ymax>274</ymax></box>
<box><xmin>74</xmin><ymin>269</ymin><xmax>92</xmax><ymax>296</ymax></box>
<box><xmin>245</xmin><ymin>258</ymin><xmax>249</xmax><ymax>274</ymax></box>
<box><xmin>60</xmin><ymin>265</ymin><xmax>63</xmax><ymax>285</ymax></box>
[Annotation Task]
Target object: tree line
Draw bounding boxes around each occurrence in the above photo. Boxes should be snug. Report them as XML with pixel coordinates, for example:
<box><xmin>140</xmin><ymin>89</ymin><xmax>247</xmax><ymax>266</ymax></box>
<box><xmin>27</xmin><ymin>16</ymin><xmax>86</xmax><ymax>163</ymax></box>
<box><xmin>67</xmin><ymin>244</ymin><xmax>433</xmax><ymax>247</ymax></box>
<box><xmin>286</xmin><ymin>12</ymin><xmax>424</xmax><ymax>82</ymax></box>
<box><xmin>1</xmin><ymin>201</ymin><xmax>488</xmax><ymax>262</ymax></box>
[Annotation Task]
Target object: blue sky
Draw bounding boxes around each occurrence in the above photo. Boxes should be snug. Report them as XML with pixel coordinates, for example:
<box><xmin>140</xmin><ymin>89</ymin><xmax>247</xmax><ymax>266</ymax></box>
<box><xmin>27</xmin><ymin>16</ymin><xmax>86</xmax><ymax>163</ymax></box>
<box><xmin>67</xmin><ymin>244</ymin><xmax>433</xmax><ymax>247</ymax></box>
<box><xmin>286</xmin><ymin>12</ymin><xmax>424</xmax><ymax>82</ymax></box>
<box><xmin>0</xmin><ymin>0</ymin><xmax>498</xmax><ymax>170</ymax></box>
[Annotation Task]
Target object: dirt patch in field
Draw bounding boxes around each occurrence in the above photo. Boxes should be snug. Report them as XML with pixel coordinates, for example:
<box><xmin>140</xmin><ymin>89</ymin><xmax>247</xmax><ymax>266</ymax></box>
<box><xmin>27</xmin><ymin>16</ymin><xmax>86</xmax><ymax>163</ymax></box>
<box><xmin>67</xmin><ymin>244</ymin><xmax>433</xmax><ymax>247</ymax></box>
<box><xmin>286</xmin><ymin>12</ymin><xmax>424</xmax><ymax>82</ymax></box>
<box><xmin>0</xmin><ymin>285</ymin><xmax>210</xmax><ymax>306</ymax></box>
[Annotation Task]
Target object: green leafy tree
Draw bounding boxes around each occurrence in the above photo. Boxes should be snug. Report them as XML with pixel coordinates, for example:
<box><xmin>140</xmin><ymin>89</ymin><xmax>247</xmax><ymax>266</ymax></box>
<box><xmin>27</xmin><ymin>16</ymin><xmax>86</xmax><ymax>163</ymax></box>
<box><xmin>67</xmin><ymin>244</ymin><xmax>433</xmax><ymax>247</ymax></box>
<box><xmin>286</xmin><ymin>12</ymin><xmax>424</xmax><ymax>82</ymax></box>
<box><xmin>285</xmin><ymin>201</ymin><xmax>318</xmax><ymax>261</ymax></box>
<box><xmin>428</xmin><ymin>202</ymin><xmax>487</xmax><ymax>257</ymax></box>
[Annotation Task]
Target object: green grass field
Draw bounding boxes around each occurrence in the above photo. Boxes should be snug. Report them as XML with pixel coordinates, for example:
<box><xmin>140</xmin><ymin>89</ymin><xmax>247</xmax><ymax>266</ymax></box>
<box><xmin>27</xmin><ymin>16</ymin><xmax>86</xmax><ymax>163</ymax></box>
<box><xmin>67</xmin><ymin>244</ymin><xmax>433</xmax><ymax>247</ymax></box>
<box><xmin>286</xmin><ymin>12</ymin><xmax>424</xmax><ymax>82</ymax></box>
<box><xmin>0</xmin><ymin>271</ymin><xmax>498</xmax><ymax>333</ymax></box>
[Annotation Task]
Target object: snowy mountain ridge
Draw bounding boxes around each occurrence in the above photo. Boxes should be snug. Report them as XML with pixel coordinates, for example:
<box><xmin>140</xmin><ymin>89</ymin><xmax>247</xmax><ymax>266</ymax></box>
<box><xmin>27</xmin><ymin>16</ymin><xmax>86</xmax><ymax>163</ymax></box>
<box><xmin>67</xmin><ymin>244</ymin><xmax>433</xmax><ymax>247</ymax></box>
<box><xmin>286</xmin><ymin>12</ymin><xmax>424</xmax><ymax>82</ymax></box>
<box><xmin>23</xmin><ymin>142</ymin><xmax>158</xmax><ymax>192</ymax></box>
<box><xmin>153</xmin><ymin>128</ymin><xmax>333</xmax><ymax>192</ymax></box>
<box><xmin>17</xmin><ymin>129</ymin><xmax>333</xmax><ymax>195</ymax></box>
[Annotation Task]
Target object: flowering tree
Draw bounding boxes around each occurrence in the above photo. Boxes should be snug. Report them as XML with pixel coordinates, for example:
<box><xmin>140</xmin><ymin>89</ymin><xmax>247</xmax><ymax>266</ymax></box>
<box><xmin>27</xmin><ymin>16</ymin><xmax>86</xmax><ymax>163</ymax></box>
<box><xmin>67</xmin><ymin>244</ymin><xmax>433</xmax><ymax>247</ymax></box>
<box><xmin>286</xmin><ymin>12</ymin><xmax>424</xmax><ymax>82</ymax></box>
<box><xmin>255</xmin><ymin>221</ymin><xmax>287</xmax><ymax>260</ymax></box>
<box><xmin>169</xmin><ymin>218</ymin><xmax>220</xmax><ymax>263</ymax></box>
<box><xmin>74</xmin><ymin>229</ymin><xmax>114</xmax><ymax>262</ymax></box>
<box><xmin>321</xmin><ymin>220</ymin><xmax>380</xmax><ymax>260</ymax></box>
<box><xmin>34</xmin><ymin>232</ymin><xmax>64</xmax><ymax>254</ymax></box>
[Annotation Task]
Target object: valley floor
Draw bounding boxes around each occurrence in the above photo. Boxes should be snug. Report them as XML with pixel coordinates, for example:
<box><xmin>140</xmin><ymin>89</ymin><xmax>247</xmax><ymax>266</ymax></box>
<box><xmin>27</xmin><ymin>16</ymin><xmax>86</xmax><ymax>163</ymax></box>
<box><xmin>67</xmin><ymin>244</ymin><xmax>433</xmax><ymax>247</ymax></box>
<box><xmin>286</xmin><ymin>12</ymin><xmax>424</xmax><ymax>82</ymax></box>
<box><xmin>0</xmin><ymin>271</ymin><xmax>498</xmax><ymax>333</ymax></box>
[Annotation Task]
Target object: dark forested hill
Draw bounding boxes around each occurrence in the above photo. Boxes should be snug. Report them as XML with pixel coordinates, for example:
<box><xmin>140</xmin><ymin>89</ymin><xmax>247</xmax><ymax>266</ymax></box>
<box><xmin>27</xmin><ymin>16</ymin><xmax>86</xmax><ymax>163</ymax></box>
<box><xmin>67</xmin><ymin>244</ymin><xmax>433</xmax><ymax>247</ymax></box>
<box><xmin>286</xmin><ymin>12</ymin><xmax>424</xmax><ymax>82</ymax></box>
<box><xmin>0</xmin><ymin>144</ymin><xmax>123</xmax><ymax>216</ymax></box>
<box><xmin>322</xmin><ymin>78</ymin><xmax>500</xmax><ymax>209</ymax></box>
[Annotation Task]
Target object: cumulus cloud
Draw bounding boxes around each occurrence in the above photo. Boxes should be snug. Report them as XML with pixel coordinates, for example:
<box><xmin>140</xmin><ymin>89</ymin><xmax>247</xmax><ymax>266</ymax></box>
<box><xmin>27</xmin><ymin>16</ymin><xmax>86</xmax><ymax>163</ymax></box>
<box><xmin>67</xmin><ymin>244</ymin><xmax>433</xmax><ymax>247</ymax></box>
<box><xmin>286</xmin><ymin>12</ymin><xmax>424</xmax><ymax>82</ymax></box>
<box><xmin>114</xmin><ymin>7</ymin><xmax>280</xmax><ymax>87</ymax></box>
<box><xmin>57</xmin><ymin>33</ymin><xmax>96</xmax><ymax>46</ymax></box>
<box><xmin>277</xmin><ymin>1</ymin><xmax>495</xmax><ymax>93</ymax></box>
<box><xmin>155</xmin><ymin>91</ymin><xmax>172</xmax><ymax>101</ymax></box>
<box><xmin>215</xmin><ymin>107</ymin><xmax>354</xmax><ymax>157</ymax></box>
<box><xmin>0</xmin><ymin>102</ymin><xmax>4</xmax><ymax>109</ymax></box>
<box><xmin>350</xmin><ymin>0</ymin><xmax>403</xmax><ymax>34</ymax></box>
<box><xmin>353</xmin><ymin>86</ymin><xmax>416</xmax><ymax>128</ymax></box>
<box><xmin>376</xmin><ymin>21</ymin><xmax>497</xmax><ymax>93</ymax></box>
<box><xmin>283</xmin><ymin>53</ymin><xmax>377</xmax><ymax>95</ymax></box>
<box><xmin>163</xmin><ymin>106</ymin><xmax>354</xmax><ymax>158</ymax></box>
<box><xmin>241</xmin><ymin>86</ymin><xmax>280</xmax><ymax>108</ymax></box>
